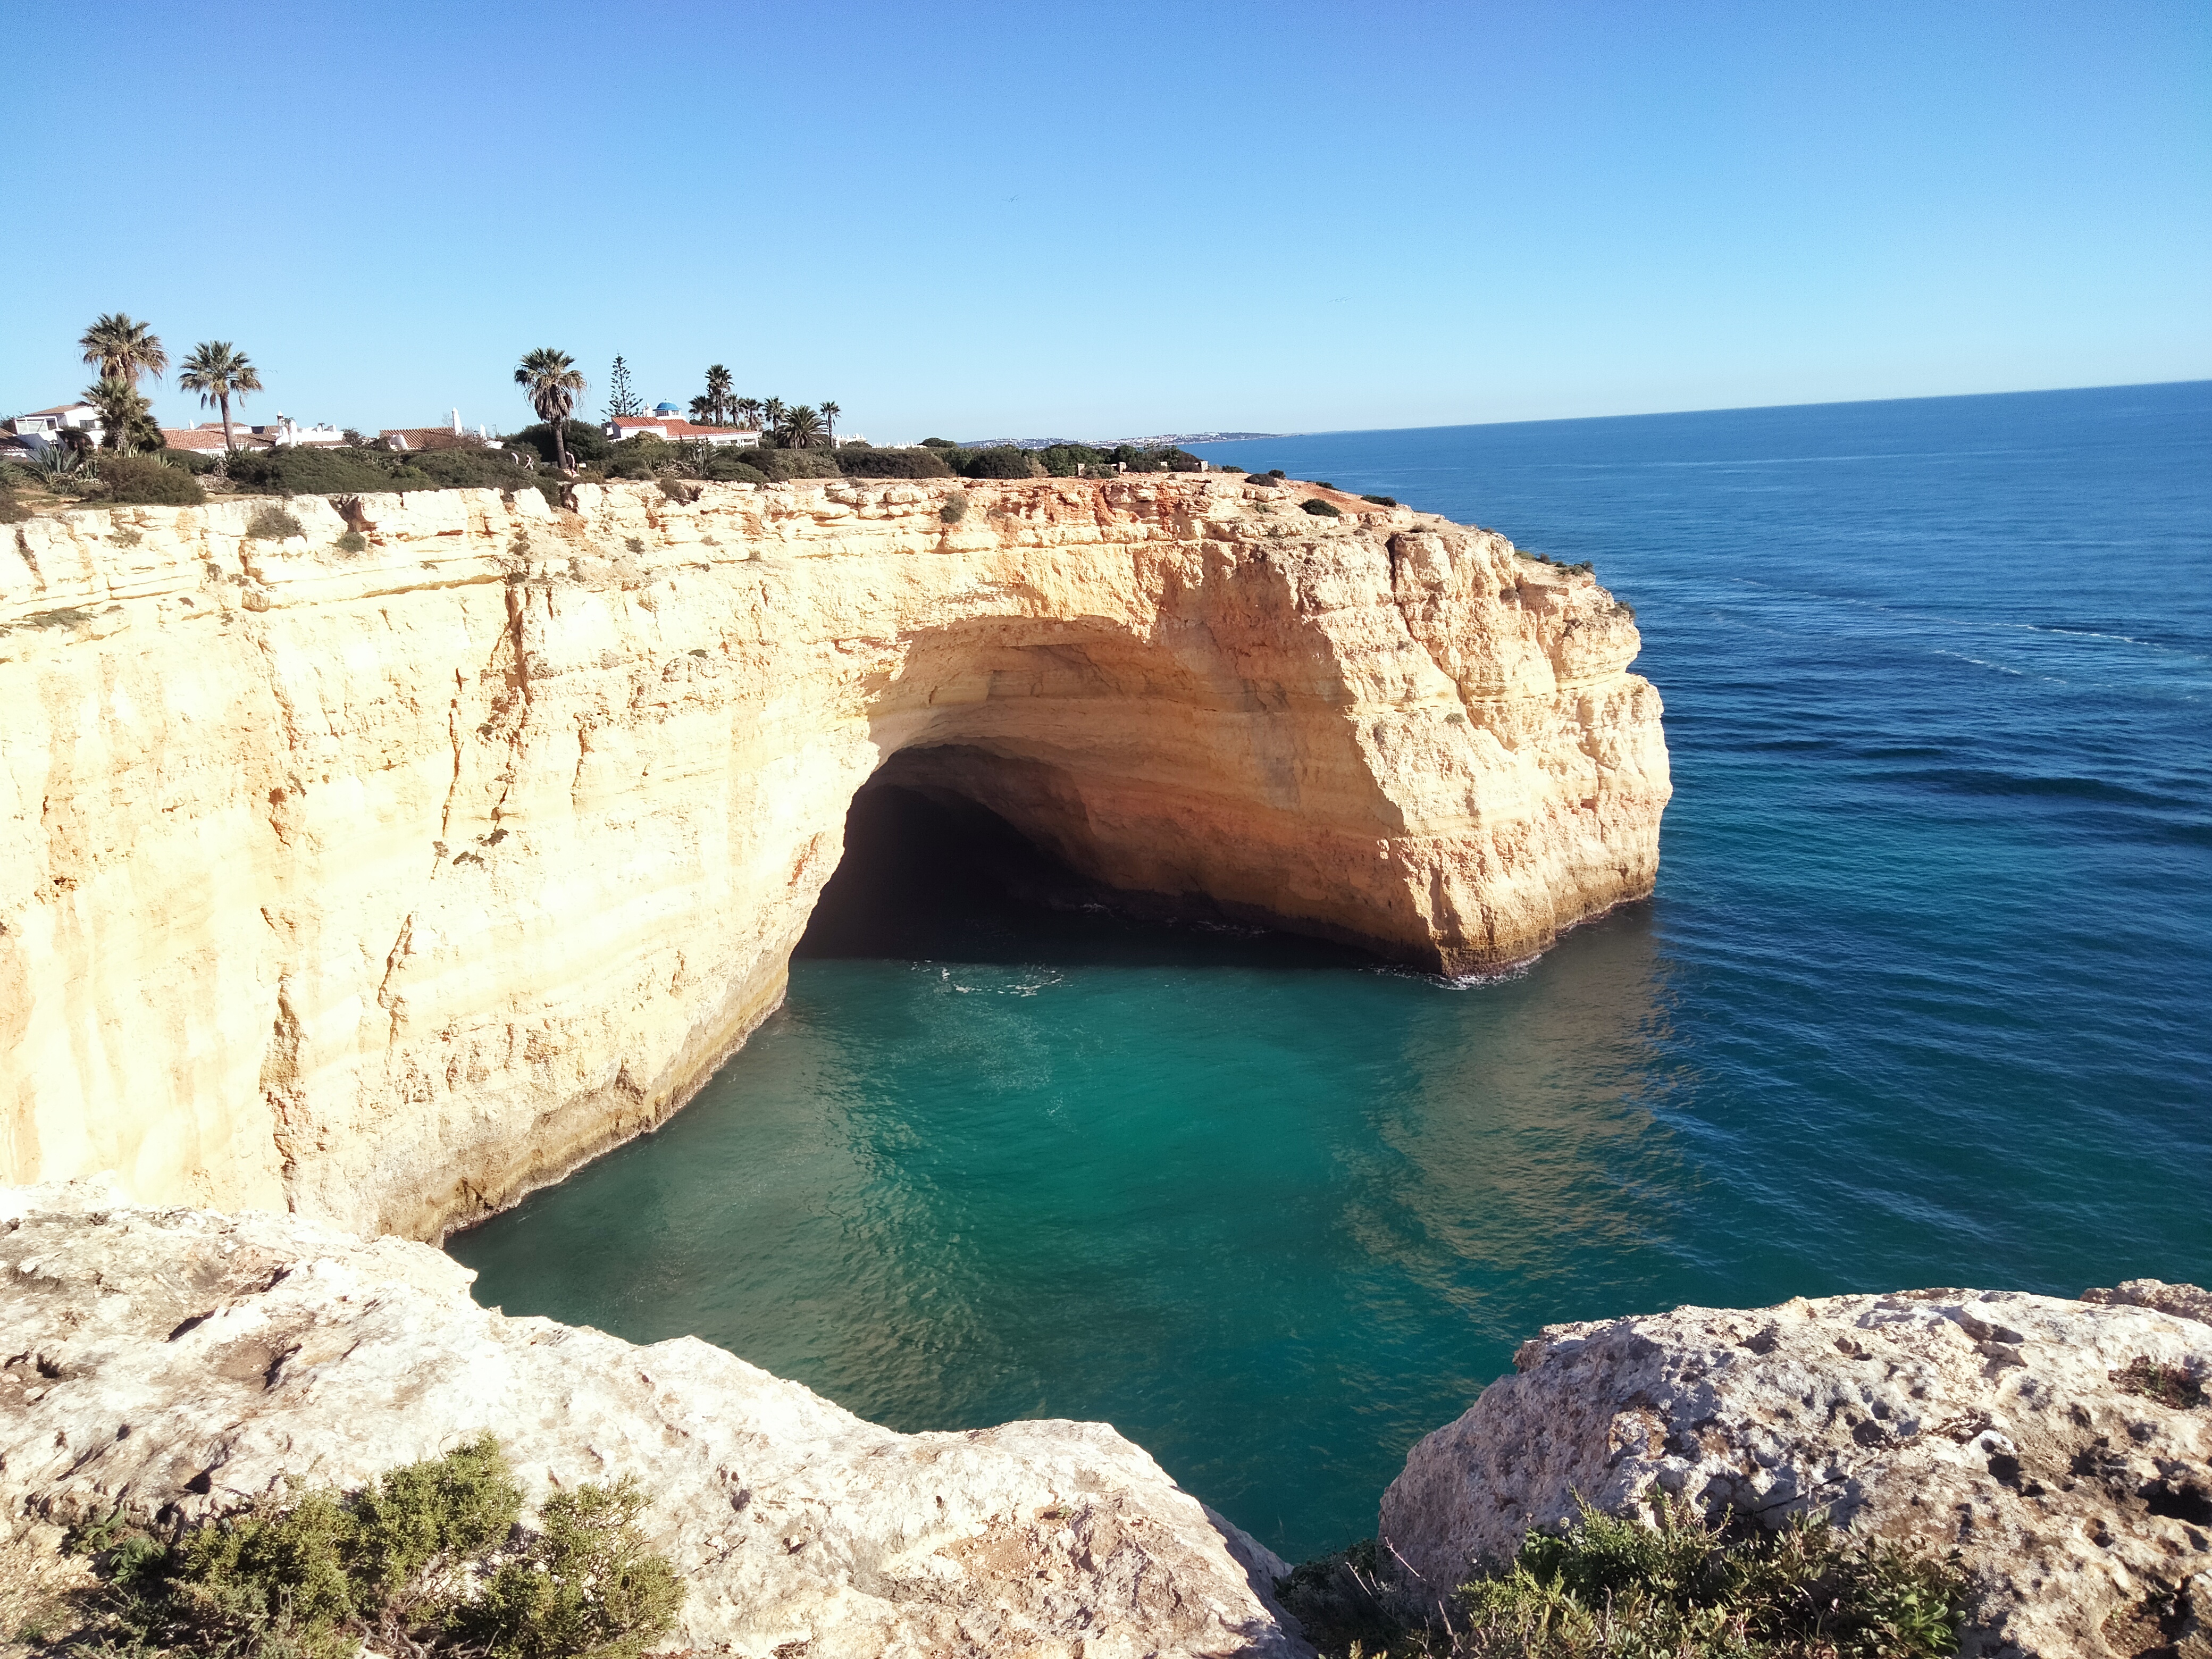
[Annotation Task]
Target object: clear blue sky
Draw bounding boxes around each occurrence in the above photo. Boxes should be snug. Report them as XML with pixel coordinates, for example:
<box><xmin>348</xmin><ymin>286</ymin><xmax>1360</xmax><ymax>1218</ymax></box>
<box><xmin>6</xmin><ymin>1</ymin><xmax>2206</xmax><ymax>441</ymax></box>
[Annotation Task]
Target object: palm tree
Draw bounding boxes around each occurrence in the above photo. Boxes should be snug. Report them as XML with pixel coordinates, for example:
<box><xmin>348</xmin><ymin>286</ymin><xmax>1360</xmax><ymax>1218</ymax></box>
<box><xmin>79</xmin><ymin>314</ymin><xmax>168</xmax><ymax>448</ymax></box>
<box><xmin>704</xmin><ymin>364</ymin><xmax>734</xmax><ymax>427</ymax></box>
<box><xmin>761</xmin><ymin>398</ymin><xmax>787</xmax><ymax>440</ymax></box>
<box><xmin>689</xmin><ymin>395</ymin><xmax>716</xmax><ymax>424</ymax></box>
<box><xmin>733</xmin><ymin>398</ymin><xmax>764</xmax><ymax>431</ymax></box>
<box><xmin>514</xmin><ymin>348</ymin><xmax>586</xmax><ymax>474</ymax></box>
<box><xmin>82</xmin><ymin>376</ymin><xmax>156</xmax><ymax>454</ymax></box>
<box><xmin>819</xmin><ymin>401</ymin><xmax>841</xmax><ymax>445</ymax></box>
<box><xmin>176</xmin><ymin>341</ymin><xmax>263</xmax><ymax>451</ymax></box>
<box><xmin>778</xmin><ymin>406</ymin><xmax>823</xmax><ymax>449</ymax></box>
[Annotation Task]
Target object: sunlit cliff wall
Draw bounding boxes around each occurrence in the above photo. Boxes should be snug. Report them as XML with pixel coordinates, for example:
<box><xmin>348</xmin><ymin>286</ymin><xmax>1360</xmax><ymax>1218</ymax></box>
<box><xmin>1</xmin><ymin>475</ymin><xmax>1668</xmax><ymax>1238</ymax></box>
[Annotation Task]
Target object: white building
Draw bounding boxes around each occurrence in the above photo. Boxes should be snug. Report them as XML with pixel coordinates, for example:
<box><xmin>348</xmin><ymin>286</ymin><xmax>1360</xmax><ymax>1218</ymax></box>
<box><xmin>7</xmin><ymin>403</ymin><xmax>104</xmax><ymax>445</ymax></box>
<box><xmin>163</xmin><ymin>415</ymin><xmax>347</xmax><ymax>454</ymax></box>
<box><xmin>380</xmin><ymin>411</ymin><xmax>498</xmax><ymax>451</ymax></box>
<box><xmin>606</xmin><ymin>410</ymin><xmax>761</xmax><ymax>447</ymax></box>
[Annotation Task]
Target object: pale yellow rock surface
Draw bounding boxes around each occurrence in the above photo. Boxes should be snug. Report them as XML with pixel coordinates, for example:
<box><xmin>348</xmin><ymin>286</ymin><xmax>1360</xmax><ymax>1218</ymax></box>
<box><xmin>0</xmin><ymin>476</ymin><xmax>1667</xmax><ymax>1239</ymax></box>
<box><xmin>1379</xmin><ymin>1287</ymin><xmax>2212</xmax><ymax>1659</ymax></box>
<box><xmin>0</xmin><ymin>1182</ymin><xmax>1308</xmax><ymax>1658</ymax></box>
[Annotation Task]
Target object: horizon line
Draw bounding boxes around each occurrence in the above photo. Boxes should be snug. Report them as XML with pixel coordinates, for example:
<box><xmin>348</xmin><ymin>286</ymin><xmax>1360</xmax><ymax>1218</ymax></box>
<box><xmin>1183</xmin><ymin>376</ymin><xmax>2212</xmax><ymax>447</ymax></box>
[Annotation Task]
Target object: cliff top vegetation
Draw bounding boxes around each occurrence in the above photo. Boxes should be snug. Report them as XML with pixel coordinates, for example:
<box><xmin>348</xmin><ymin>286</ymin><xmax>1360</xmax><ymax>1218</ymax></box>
<box><xmin>30</xmin><ymin>1434</ymin><xmax>681</xmax><ymax>1659</ymax></box>
<box><xmin>1277</xmin><ymin>1496</ymin><xmax>1967</xmax><ymax>1659</ymax></box>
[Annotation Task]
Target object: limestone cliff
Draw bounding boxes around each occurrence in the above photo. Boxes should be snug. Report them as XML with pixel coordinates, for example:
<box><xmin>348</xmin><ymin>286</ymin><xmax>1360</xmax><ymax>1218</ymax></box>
<box><xmin>0</xmin><ymin>475</ymin><xmax>1668</xmax><ymax>1239</ymax></box>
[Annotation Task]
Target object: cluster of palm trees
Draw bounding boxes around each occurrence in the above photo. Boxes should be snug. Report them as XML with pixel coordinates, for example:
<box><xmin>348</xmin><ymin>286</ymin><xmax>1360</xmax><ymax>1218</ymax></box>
<box><xmin>72</xmin><ymin>314</ymin><xmax>266</xmax><ymax>456</ymax></box>
<box><xmin>521</xmin><ymin>350</ymin><xmax>848</xmax><ymax>475</ymax></box>
<box><xmin>72</xmin><ymin>314</ymin><xmax>267</xmax><ymax>455</ymax></box>
<box><xmin>685</xmin><ymin>367</ymin><xmax>842</xmax><ymax>447</ymax></box>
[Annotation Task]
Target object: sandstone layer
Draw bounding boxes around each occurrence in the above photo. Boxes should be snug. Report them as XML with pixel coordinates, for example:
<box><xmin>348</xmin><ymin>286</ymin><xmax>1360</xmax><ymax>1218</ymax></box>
<box><xmin>0</xmin><ymin>1182</ymin><xmax>1307</xmax><ymax>1658</ymax></box>
<box><xmin>1379</xmin><ymin>1286</ymin><xmax>2212</xmax><ymax>1659</ymax></box>
<box><xmin>0</xmin><ymin>475</ymin><xmax>1666</xmax><ymax>1239</ymax></box>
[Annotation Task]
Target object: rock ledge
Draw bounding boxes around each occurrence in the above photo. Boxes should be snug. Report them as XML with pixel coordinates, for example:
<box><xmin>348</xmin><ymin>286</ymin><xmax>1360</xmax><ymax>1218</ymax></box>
<box><xmin>1</xmin><ymin>1183</ymin><xmax>1306</xmax><ymax>1658</ymax></box>
<box><xmin>1380</xmin><ymin>1286</ymin><xmax>2212</xmax><ymax>1659</ymax></box>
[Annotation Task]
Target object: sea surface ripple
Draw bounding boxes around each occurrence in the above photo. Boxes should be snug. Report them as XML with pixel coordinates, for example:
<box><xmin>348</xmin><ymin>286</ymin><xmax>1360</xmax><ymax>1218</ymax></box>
<box><xmin>450</xmin><ymin>382</ymin><xmax>2212</xmax><ymax>1562</ymax></box>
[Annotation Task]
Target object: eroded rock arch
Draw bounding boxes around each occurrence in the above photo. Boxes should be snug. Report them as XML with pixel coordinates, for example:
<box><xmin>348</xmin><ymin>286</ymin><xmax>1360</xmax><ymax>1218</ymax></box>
<box><xmin>0</xmin><ymin>476</ymin><xmax>1667</xmax><ymax>1238</ymax></box>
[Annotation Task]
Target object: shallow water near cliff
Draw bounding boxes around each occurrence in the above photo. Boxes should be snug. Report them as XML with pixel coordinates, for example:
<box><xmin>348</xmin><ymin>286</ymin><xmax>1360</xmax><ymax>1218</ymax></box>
<box><xmin>449</xmin><ymin>381</ymin><xmax>2212</xmax><ymax>1563</ymax></box>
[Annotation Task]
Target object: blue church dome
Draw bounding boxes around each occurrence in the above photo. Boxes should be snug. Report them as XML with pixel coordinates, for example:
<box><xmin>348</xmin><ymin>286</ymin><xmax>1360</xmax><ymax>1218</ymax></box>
<box><xmin>654</xmin><ymin>402</ymin><xmax>682</xmax><ymax>415</ymax></box>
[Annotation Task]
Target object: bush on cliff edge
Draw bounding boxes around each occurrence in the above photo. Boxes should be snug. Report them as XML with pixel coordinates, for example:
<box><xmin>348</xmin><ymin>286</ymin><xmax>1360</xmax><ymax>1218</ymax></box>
<box><xmin>62</xmin><ymin>1435</ymin><xmax>682</xmax><ymax>1658</ymax></box>
<box><xmin>1277</xmin><ymin>1495</ymin><xmax>1966</xmax><ymax>1659</ymax></box>
<box><xmin>86</xmin><ymin>454</ymin><xmax>205</xmax><ymax>507</ymax></box>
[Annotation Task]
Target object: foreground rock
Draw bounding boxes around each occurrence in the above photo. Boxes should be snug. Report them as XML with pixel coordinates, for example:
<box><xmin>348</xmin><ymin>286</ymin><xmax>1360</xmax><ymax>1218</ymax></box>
<box><xmin>0</xmin><ymin>1184</ymin><xmax>1306</xmax><ymax>1658</ymax></box>
<box><xmin>1</xmin><ymin>474</ymin><xmax>1666</xmax><ymax>1239</ymax></box>
<box><xmin>1380</xmin><ymin>1285</ymin><xmax>2212</xmax><ymax>1658</ymax></box>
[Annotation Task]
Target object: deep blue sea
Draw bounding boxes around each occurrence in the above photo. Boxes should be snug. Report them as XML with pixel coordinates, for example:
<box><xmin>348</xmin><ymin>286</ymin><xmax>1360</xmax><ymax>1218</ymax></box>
<box><xmin>449</xmin><ymin>382</ymin><xmax>2212</xmax><ymax>1563</ymax></box>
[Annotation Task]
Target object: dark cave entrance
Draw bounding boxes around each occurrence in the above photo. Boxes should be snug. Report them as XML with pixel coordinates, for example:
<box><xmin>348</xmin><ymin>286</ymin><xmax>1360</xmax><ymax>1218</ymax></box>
<box><xmin>793</xmin><ymin>780</ymin><xmax>1098</xmax><ymax>962</ymax></box>
<box><xmin>794</xmin><ymin>767</ymin><xmax>1369</xmax><ymax>970</ymax></box>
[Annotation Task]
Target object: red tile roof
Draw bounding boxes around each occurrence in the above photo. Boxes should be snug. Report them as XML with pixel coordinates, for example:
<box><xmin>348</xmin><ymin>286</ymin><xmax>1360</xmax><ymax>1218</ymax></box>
<box><xmin>608</xmin><ymin>416</ymin><xmax>753</xmax><ymax>440</ymax></box>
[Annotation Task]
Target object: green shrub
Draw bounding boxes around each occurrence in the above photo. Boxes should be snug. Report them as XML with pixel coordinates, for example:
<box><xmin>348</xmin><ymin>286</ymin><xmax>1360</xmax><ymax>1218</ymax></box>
<box><xmin>1036</xmin><ymin>443</ymin><xmax>1106</xmax><ymax>477</ymax></box>
<box><xmin>336</xmin><ymin>530</ymin><xmax>369</xmax><ymax>554</ymax></box>
<box><xmin>919</xmin><ymin>437</ymin><xmax>959</xmax><ymax>448</ymax></box>
<box><xmin>1362</xmin><ymin>493</ymin><xmax>1398</xmax><ymax>507</ymax></box>
<box><xmin>453</xmin><ymin>1480</ymin><xmax>682</xmax><ymax>1659</ymax></box>
<box><xmin>1275</xmin><ymin>1538</ymin><xmax>1414</xmax><ymax>1658</ymax></box>
<box><xmin>699</xmin><ymin>449</ymin><xmax>768</xmax><ymax>483</ymax></box>
<box><xmin>70</xmin><ymin>1436</ymin><xmax>681</xmax><ymax>1659</ymax></box>
<box><xmin>157</xmin><ymin>447</ymin><xmax>222</xmax><ymax>475</ymax></box>
<box><xmin>605</xmin><ymin>434</ymin><xmax>677</xmax><ymax>480</ymax></box>
<box><xmin>229</xmin><ymin>445</ymin><xmax>535</xmax><ymax>497</ymax></box>
<box><xmin>1277</xmin><ymin>1498</ymin><xmax>1967</xmax><ymax>1659</ymax></box>
<box><xmin>0</xmin><ymin>488</ymin><xmax>28</xmax><ymax>524</ymax></box>
<box><xmin>838</xmin><ymin>446</ymin><xmax>954</xmax><ymax>479</ymax></box>
<box><xmin>959</xmin><ymin>446</ymin><xmax>1038</xmax><ymax>479</ymax></box>
<box><xmin>745</xmin><ymin>447</ymin><xmax>840</xmax><ymax>482</ymax></box>
<box><xmin>1302</xmin><ymin>498</ymin><xmax>1342</xmax><ymax>518</ymax></box>
<box><xmin>403</xmin><ymin>447</ymin><xmax>535</xmax><ymax>490</ymax></box>
<box><xmin>1461</xmin><ymin>1498</ymin><xmax>1965</xmax><ymax>1659</ymax></box>
<box><xmin>247</xmin><ymin>505</ymin><xmax>307</xmax><ymax>540</ymax></box>
<box><xmin>507</xmin><ymin>420</ymin><xmax>611</xmax><ymax>467</ymax></box>
<box><xmin>2113</xmin><ymin>1355</ymin><xmax>2206</xmax><ymax>1408</ymax></box>
<box><xmin>939</xmin><ymin>493</ymin><xmax>969</xmax><ymax>524</ymax></box>
<box><xmin>227</xmin><ymin>446</ymin><xmax>402</xmax><ymax>494</ymax></box>
<box><xmin>91</xmin><ymin>454</ymin><xmax>206</xmax><ymax>506</ymax></box>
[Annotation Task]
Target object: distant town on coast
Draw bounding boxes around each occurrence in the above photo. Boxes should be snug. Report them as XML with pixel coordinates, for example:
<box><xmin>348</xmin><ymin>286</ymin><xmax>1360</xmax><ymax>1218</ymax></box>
<box><xmin>0</xmin><ymin>312</ymin><xmax>1289</xmax><ymax>520</ymax></box>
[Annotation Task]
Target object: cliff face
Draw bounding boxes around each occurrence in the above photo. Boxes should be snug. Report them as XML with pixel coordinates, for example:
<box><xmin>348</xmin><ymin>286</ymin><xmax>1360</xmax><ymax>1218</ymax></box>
<box><xmin>1</xmin><ymin>476</ymin><xmax>1668</xmax><ymax>1239</ymax></box>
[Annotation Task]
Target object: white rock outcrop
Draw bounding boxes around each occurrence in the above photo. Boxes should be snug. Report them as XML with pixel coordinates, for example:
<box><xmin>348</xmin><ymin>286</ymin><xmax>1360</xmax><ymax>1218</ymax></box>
<box><xmin>0</xmin><ymin>1183</ymin><xmax>1306</xmax><ymax>1658</ymax></box>
<box><xmin>1379</xmin><ymin>1287</ymin><xmax>2212</xmax><ymax>1659</ymax></box>
<box><xmin>1</xmin><ymin>477</ymin><xmax>1668</xmax><ymax>1241</ymax></box>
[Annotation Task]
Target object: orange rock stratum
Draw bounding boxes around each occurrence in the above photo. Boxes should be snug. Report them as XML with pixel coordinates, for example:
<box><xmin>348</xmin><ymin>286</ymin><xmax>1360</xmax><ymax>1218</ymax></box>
<box><xmin>1</xmin><ymin>474</ymin><xmax>1669</xmax><ymax>1238</ymax></box>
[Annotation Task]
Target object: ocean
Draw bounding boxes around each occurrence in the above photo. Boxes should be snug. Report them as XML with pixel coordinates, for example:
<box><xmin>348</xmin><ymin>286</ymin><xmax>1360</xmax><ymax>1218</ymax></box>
<box><xmin>447</xmin><ymin>382</ymin><xmax>2212</xmax><ymax>1563</ymax></box>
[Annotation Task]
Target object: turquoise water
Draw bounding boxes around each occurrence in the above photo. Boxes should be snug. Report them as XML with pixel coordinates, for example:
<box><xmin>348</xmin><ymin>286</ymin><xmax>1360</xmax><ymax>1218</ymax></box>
<box><xmin>449</xmin><ymin>382</ymin><xmax>2212</xmax><ymax>1563</ymax></box>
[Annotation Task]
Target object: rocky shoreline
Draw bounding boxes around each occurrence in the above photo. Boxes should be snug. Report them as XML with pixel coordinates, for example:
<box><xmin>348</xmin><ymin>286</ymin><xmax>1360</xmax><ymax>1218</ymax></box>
<box><xmin>6</xmin><ymin>1182</ymin><xmax>2205</xmax><ymax>1657</ymax></box>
